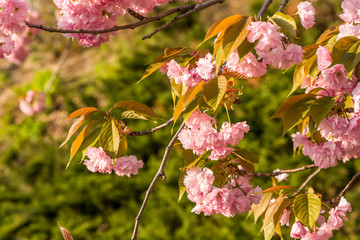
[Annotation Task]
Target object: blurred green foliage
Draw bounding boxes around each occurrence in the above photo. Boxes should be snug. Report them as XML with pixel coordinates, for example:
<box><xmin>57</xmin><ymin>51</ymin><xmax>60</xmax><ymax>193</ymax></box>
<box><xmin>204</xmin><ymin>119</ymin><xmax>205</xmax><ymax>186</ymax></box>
<box><xmin>0</xmin><ymin>1</ymin><xmax>360</xmax><ymax>240</ymax></box>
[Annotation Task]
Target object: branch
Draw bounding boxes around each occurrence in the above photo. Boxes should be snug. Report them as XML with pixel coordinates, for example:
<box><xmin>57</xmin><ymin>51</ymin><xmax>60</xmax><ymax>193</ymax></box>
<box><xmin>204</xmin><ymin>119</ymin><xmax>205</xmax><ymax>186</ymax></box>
<box><xmin>253</xmin><ymin>164</ymin><xmax>317</xmax><ymax>177</ymax></box>
<box><xmin>278</xmin><ymin>0</ymin><xmax>289</xmax><ymax>12</ymax></box>
<box><xmin>142</xmin><ymin>0</ymin><xmax>225</xmax><ymax>40</ymax></box>
<box><xmin>289</xmin><ymin>168</ymin><xmax>321</xmax><ymax>198</ymax></box>
<box><xmin>26</xmin><ymin>0</ymin><xmax>225</xmax><ymax>38</ymax></box>
<box><xmin>129</xmin><ymin>118</ymin><xmax>173</xmax><ymax>136</ymax></box>
<box><xmin>257</xmin><ymin>0</ymin><xmax>273</xmax><ymax>21</ymax></box>
<box><xmin>329</xmin><ymin>170</ymin><xmax>360</xmax><ymax>205</ymax></box>
<box><xmin>131</xmin><ymin>121</ymin><xmax>186</xmax><ymax>240</ymax></box>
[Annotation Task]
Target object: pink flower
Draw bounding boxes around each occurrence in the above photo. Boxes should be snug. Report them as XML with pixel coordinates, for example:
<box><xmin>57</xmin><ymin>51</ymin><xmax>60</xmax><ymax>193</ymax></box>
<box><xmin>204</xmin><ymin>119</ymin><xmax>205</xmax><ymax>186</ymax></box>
<box><xmin>352</xmin><ymin>82</ymin><xmax>360</xmax><ymax>113</ymax></box>
<box><xmin>247</xmin><ymin>21</ymin><xmax>282</xmax><ymax>52</ymax></box>
<box><xmin>196</xmin><ymin>53</ymin><xmax>214</xmax><ymax>80</ymax></box>
<box><xmin>337</xmin><ymin>23</ymin><xmax>360</xmax><ymax>40</ymax></box>
<box><xmin>0</xmin><ymin>0</ymin><xmax>30</xmax><ymax>34</ymax></box>
<box><xmin>219</xmin><ymin>121</ymin><xmax>250</xmax><ymax>146</ymax></box>
<box><xmin>327</xmin><ymin>197</ymin><xmax>351</xmax><ymax>230</ymax></box>
<box><xmin>166</xmin><ymin>59</ymin><xmax>192</xmax><ymax>85</ymax></box>
<box><xmin>19</xmin><ymin>90</ymin><xmax>45</xmax><ymax>116</ymax></box>
<box><xmin>112</xmin><ymin>155</ymin><xmax>144</xmax><ymax>177</ymax></box>
<box><xmin>290</xmin><ymin>222</ymin><xmax>308</xmax><ymax>239</ymax></box>
<box><xmin>273</xmin><ymin>169</ymin><xmax>289</xmax><ymax>182</ymax></box>
<box><xmin>84</xmin><ymin>147</ymin><xmax>113</xmax><ymax>174</ymax></box>
<box><xmin>316</xmin><ymin>46</ymin><xmax>332</xmax><ymax>71</ymax></box>
<box><xmin>339</xmin><ymin>0</ymin><xmax>360</xmax><ymax>23</ymax></box>
<box><xmin>280</xmin><ymin>209</ymin><xmax>291</xmax><ymax>226</ymax></box>
<box><xmin>285</xmin><ymin>43</ymin><xmax>304</xmax><ymax>65</ymax></box>
<box><xmin>226</xmin><ymin>52</ymin><xmax>267</xmax><ymax>78</ymax></box>
<box><xmin>0</xmin><ymin>34</ymin><xmax>14</xmax><ymax>58</ymax></box>
<box><xmin>297</xmin><ymin>1</ymin><xmax>316</xmax><ymax>29</ymax></box>
<box><xmin>320</xmin><ymin>64</ymin><xmax>348</xmax><ymax>92</ymax></box>
<box><xmin>184</xmin><ymin>167</ymin><xmax>215</xmax><ymax>202</ymax></box>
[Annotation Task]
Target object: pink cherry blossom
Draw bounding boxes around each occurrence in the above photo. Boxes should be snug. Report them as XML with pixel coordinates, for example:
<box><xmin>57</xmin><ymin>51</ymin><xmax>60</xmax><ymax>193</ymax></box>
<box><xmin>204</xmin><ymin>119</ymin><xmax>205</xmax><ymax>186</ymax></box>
<box><xmin>339</xmin><ymin>0</ymin><xmax>360</xmax><ymax>23</ymax></box>
<box><xmin>297</xmin><ymin>1</ymin><xmax>316</xmax><ymax>29</ymax></box>
<box><xmin>226</xmin><ymin>51</ymin><xmax>267</xmax><ymax>78</ymax></box>
<box><xmin>112</xmin><ymin>155</ymin><xmax>144</xmax><ymax>177</ymax></box>
<box><xmin>0</xmin><ymin>34</ymin><xmax>14</xmax><ymax>58</ymax></box>
<box><xmin>273</xmin><ymin>168</ymin><xmax>289</xmax><ymax>182</ymax></box>
<box><xmin>0</xmin><ymin>0</ymin><xmax>30</xmax><ymax>34</ymax></box>
<box><xmin>280</xmin><ymin>209</ymin><xmax>291</xmax><ymax>226</ymax></box>
<box><xmin>196</xmin><ymin>53</ymin><xmax>214</xmax><ymax>80</ymax></box>
<box><xmin>337</xmin><ymin>23</ymin><xmax>360</xmax><ymax>40</ymax></box>
<box><xmin>316</xmin><ymin>46</ymin><xmax>332</xmax><ymax>71</ymax></box>
<box><xmin>84</xmin><ymin>147</ymin><xmax>113</xmax><ymax>174</ymax></box>
<box><xmin>247</xmin><ymin>21</ymin><xmax>282</xmax><ymax>52</ymax></box>
<box><xmin>290</xmin><ymin>222</ymin><xmax>308</xmax><ymax>239</ymax></box>
<box><xmin>19</xmin><ymin>90</ymin><xmax>46</xmax><ymax>116</ymax></box>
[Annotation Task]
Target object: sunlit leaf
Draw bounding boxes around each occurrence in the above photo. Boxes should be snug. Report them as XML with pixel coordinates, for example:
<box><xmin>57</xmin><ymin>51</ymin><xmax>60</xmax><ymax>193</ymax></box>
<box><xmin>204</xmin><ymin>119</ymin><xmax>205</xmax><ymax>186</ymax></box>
<box><xmin>79</xmin><ymin>127</ymin><xmax>102</xmax><ymax>162</ymax></box>
<box><xmin>178</xmin><ymin>171</ymin><xmax>186</xmax><ymax>203</ymax></box>
<box><xmin>331</xmin><ymin>36</ymin><xmax>359</xmax><ymax>65</ymax></box>
<box><xmin>252</xmin><ymin>192</ymin><xmax>273</xmax><ymax>223</ymax></box>
<box><xmin>316</xmin><ymin>25</ymin><xmax>339</xmax><ymax>44</ymax></box>
<box><xmin>271</xmin><ymin>12</ymin><xmax>297</xmax><ymax>38</ymax></box>
<box><xmin>231</xmin><ymin>148</ymin><xmax>259</xmax><ymax>164</ymax></box>
<box><xmin>263</xmin><ymin>194</ymin><xmax>290</xmax><ymax>240</ymax></box>
<box><xmin>60</xmin><ymin>114</ymin><xmax>90</xmax><ymax>148</ymax></box>
<box><xmin>203</xmin><ymin>76</ymin><xmax>228</xmax><ymax>110</ymax></box>
<box><xmin>68</xmin><ymin>120</ymin><xmax>96</xmax><ymax>169</ymax></box>
<box><xmin>309</xmin><ymin>96</ymin><xmax>336</xmax><ymax>128</ymax></box>
<box><xmin>293</xmin><ymin>193</ymin><xmax>321</xmax><ymax>229</ymax></box>
<box><xmin>58</xmin><ymin>223</ymin><xmax>73</xmax><ymax>240</ymax></box>
<box><xmin>283</xmin><ymin>97</ymin><xmax>315</xmax><ymax>135</ymax></box>
<box><xmin>342</xmin><ymin>40</ymin><xmax>360</xmax><ymax>76</ymax></box>
<box><xmin>99</xmin><ymin>120</ymin><xmax>120</xmax><ymax>159</ymax></box>
<box><xmin>271</xmin><ymin>94</ymin><xmax>316</xmax><ymax>119</ymax></box>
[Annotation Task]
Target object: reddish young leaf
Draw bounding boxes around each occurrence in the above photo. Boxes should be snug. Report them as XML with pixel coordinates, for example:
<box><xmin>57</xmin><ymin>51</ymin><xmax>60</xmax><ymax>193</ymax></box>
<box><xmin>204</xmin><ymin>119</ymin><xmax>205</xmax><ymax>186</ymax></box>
<box><xmin>58</xmin><ymin>223</ymin><xmax>73</xmax><ymax>240</ymax></box>
<box><xmin>67</xmin><ymin>107</ymin><xmax>99</xmax><ymax>119</ymax></box>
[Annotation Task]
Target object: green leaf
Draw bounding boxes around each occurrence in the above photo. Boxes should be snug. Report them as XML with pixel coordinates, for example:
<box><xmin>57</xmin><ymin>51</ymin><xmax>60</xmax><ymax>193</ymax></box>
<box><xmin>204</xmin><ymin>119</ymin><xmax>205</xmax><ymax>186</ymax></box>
<box><xmin>303</xmin><ymin>44</ymin><xmax>320</xmax><ymax>59</ymax></box>
<box><xmin>283</xmin><ymin>97</ymin><xmax>316</xmax><ymax>135</ymax></box>
<box><xmin>183</xmin><ymin>97</ymin><xmax>199</xmax><ymax>123</ymax></box>
<box><xmin>289</xmin><ymin>64</ymin><xmax>307</xmax><ymax>96</ymax></box>
<box><xmin>331</xmin><ymin>36</ymin><xmax>359</xmax><ymax>65</ymax></box>
<box><xmin>309</xmin><ymin>96</ymin><xmax>336</xmax><ymax>127</ymax></box>
<box><xmin>271</xmin><ymin>12</ymin><xmax>297</xmax><ymax>38</ymax></box>
<box><xmin>341</xmin><ymin>39</ymin><xmax>360</xmax><ymax>76</ymax></box>
<box><xmin>111</xmin><ymin>100</ymin><xmax>158</xmax><ymax>118</ymax></box>
<box><xmin>68</xmin><ymin>120</ymin><xmax>96</xmax><ymax>169</ymax></box>
<box><xmin>120</xmin><ymin>110</ymin><xmax>152</xmax><ymax>121</ymax></box>
<box><xmin>203</xmin><ymin>76</ymin><xmax>228</xmax><ymax>110</ymax></box>
<box><xmin>263</xmin><ymin>194</ymin><xmax>290</xmax><ymax>240</ymax></box>
<box><xmin>237</xmin><ymin>39</ymin><xmax>256</xmax><ymax>60</ymax></box>
<box><xmin>180</xmin><ymin>150</ymin><xmax>205</xmax><ymax>171</ymax></box>
<box><xmin>293</xmin><ymin>193</ymin><xmax>321</xmax><ymax>229</ymax></box>
<box><xmin>99</xmin><ymin>120</ymin><xmax>120</xmax><ymax>159</ymax></box>
<box><xmin>252</xmin><ymin>192</ymin><xmax>273</xmax><ymax>223</ymax></box>
<box><xmin>271</xmin><ymin>94</ymin><xmax>316</xmax><ymax>119</ymax></box>
<box><xmin>231</xmin><ymin>148</ymin><xmax>259</xmax><ymax>164</ymax></box>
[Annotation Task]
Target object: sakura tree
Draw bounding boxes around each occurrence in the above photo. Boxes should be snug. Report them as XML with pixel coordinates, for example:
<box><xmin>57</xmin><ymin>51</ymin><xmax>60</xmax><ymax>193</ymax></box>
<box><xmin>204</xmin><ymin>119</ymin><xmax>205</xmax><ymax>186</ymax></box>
<box><xmin>2</xmin><ymin>0</ymin><xmax>360</xmax><ymax>239</ymax></box>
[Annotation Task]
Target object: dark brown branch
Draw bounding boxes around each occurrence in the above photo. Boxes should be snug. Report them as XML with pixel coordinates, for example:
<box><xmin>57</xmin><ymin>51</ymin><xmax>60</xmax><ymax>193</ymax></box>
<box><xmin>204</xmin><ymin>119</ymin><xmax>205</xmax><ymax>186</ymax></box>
<box><xmin>131</xmin><ymin>121</ymin><xmax>186</xmax><ymax>240</ymax></box>
<box><xmin>25</xmin><ymin>0</ymin><xmax>225</xmax><ymax>36</ymax></box>
<box><xmin>129</xmin><ymin>118</ymin><xmax>173</xmax><ymax>136</ymax></box>
<box><xmin>253</xmin><ymin>164</ymin><xmax>317</xmax><ymax>177</ymax></box>
<box><xmin>278</xmin><ymin>0</ymin><xmax>289</xmax><ymax>12</ymax></box>
<box><xmin>127</xmin><ymin>9</ymin><xmax>147</xmax><ymax>21</ymax></box>
<box><xmin>328</xmin><ymin>170</ymin><xmax>360</xmax><ymax>205</ymax></box>
<box><xmin>142</xmin><ymin>0</ymin><xmax>225</xmax><ymax>40</ymax></box>
<box><xmin>257</xmin><ymin>0</ymin><xmax>273</xmax><ymax>21</ymax></box>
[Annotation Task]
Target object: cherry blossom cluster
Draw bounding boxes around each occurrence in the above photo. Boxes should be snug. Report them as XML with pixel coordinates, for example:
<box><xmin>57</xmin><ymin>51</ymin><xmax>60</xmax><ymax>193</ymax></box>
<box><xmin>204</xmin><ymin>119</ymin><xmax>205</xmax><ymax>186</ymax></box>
<box><xmin>337</xmin><ymin>0</ymin><xmax>360</xmax><ymax>40</ymax></box>
<box><xmin>84</xmin><ymin>147</ymin><xmax>143</xmax><ymax>177</ymax></box>
<box><xmin>296</xmin><ymin>1</ymin><xmax>316</xmax><ymax>30</ymax></box>
<box><xmin>161</xmin><ymin>53</ymin><xmax>214</xmax><ymax>87</ymax></box>
<box><xmin>287</xmin><ymin>197</ymin><xmax>351</xmax><ymax>240</ymax></box>
<box><xmin>19</xmin><ymin>90</ymin><xmax>46</xmax><ymax>116</ymax></box>
<box><xmin>178</xmin><ymin>109</ymin><xmax>250</xmax><ymax>160</ymax></box>
<box><xmin>0</xmin><ymin>0</ymin><xmax>30</xmax><ymax>58</ymax></box>
<box><xmin>183</xmin><ymin>167</ymin><xmax>262</xmax><ymax>217</ymax></box>
<box><xmin>291</xmin><ymin>19</ymin><xmax>360</xmax><ymax>169</ymax></box>
<box><xmin>53</xmin><ymin>0</ymin><xmax>202</xmax><ymax>47</ymax></box>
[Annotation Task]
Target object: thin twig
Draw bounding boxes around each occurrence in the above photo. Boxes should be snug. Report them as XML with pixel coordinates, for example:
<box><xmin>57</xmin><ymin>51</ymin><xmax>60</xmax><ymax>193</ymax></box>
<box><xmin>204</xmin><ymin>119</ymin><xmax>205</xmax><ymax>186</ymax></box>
<box><xmin>257</xmin><ymin>0</ymin><xmax>273</xmax><ymax>21</ymax></box>
<box><xmin>131</xmin><ymin>121</ymin><xmax>186</xmax><ymax>240</ymax></box>
<box><xmin>297</xmin><ymin>168</ymin><xmax>321</xmax><ymax>192</ymax></box>
<box><xmin>44</xmin><ymin>41</ymin><xmax>72</xmax><ymax>94</ymax></box>
<box><xmin>278</xmin><ymin>0</ymin><xmax>289</xmax><ymax>12</ymax></box>
<box><xmin>328</xmin><ymin>170</ymin><xmax>360</xmax><ymax>205</ymax></box>
<box><xmin>253</xmin><ymin>164</ymin><xmax>317</xmax><ymax>177</ymax></box>
<box><xmin>143</xmin><ymin>0</ymin><xmax>225</xmax><ymax>39</ymax></box>
<box><xmin>129</xmin><ymin>118</ymin><xmax>173</xmax><ymax>136</ymax></box>
<box><xmin>26</xmin><ymin>0</ymin><xmax>224</xmax><ymax>36</ymax></box>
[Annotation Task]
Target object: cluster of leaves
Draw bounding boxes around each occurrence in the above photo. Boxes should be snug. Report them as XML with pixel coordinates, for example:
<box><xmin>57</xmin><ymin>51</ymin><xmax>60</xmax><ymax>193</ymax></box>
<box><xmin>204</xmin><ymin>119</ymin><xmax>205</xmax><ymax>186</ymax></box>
<box><xmin>61</xmin><ymin>100</ymin><xmax>159</xmax><ymax>166</ymax></box>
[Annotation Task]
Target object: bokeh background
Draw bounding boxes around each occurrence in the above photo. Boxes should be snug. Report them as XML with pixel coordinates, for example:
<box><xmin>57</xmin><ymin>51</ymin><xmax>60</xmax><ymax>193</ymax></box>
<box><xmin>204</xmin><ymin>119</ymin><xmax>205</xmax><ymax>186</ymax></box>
<box><xmin>1</xmin><ymin>0</ymin><xmax>359</xmax><ymax>239</ymax></box>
